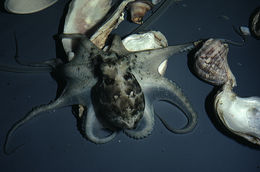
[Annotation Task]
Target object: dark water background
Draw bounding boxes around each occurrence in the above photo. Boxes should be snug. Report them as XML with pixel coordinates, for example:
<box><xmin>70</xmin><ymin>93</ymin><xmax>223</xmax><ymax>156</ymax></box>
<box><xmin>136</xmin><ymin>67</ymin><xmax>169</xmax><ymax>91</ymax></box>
<box><xmin>0</xmin><ymin>0</ymin><xmax>259</xmax><ymax>171</ymax></box>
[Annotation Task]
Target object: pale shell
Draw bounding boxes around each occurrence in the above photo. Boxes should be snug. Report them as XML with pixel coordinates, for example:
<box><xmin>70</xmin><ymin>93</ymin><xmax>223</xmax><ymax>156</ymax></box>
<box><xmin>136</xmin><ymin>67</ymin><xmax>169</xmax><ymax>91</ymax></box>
<box><xmin>62</xmin><ymin>0</ymin><xmax>112</xmax><ymax>59</ymax></box>
<box><xmin>4</xmin><ymin>0</ymin><xmax>57</xmax><ymax>14</ymax></box>
<box><xmin>122</xmin><ymin>31</ymin><xmax>168</xmax><ymax>75</ymax></box>
<box><xmin>239</xmin><ymin>26</ymin><xmax>251</xmax><ymax>36</ymax></box>
<box><xmin>127</xmin><ymin>0</ymin><xmax>153</xmax><ymax>24</ymax></box>
<box><xmin>194</xmin><ymin>39</ymin><xmax>236</xmax><ymax>87</ymax></box>
<box><xmin>249</xmin><ymin>7</ymin><xmax>260</xmax><ymax>39</ymax></box>
<box><xmin>215</xmin><ymin>84</ymin><xmax>260</xmax><ymax>145</ymax></box>
<box><xmin>63</xmin><ymin>0</ymin><xmax>135</xmax><ymax>60</ymax></box>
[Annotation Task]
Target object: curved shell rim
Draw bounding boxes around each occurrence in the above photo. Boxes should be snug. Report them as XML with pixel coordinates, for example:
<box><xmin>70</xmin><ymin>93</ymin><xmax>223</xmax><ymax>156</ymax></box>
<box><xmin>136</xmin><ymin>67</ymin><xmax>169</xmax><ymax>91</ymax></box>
<box><xmin>4</xmin><ymin>0</ymin><xmax>58</xmax><ymax>14</ymax></box>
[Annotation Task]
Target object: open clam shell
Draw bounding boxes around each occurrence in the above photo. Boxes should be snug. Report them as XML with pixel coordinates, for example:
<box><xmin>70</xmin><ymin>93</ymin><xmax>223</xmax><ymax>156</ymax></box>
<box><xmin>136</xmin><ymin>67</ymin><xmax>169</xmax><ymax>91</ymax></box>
<box><xmin>215</xmin><ymin>84</ymin><xmax>260</xmax><ymax>145</ymax></box>
<box><xmin>4</xmin><ymin>0</ymin><xmax>57</xmax><ymax>14</ymax></box>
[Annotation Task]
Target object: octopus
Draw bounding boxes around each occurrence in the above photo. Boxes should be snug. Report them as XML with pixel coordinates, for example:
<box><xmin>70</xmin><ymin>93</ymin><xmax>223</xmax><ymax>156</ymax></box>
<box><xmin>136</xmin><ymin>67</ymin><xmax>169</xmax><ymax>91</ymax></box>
<box><xmin>4</xmin><ymin>34</ymin><xmax>197</xmax><ymax>153</ymax></box>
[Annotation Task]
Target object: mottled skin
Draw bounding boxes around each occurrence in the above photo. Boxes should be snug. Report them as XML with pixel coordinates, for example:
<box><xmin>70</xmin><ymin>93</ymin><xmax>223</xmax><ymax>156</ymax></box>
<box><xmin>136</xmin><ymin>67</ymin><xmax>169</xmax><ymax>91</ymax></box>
<box><xmin>4</xmin><ymin>34</ymin><xmax>197</xmax><ymax>153</ymax></box>
<box><xmin>93</xmin><ymin>56</ymin><xmax>145</xmax><ymax>129</ymax></box>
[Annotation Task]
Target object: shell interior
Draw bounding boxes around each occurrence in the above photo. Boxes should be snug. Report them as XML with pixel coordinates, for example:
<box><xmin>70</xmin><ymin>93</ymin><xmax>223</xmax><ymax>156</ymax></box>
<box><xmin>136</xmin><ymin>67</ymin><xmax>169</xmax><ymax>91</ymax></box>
<box><xmin>5</xmin><ymin>0</ymin><xmax>57</xmax><ymax>14</ymax></box>
<box><xmin>215</xmin><ymin>85</ymin><xmax>260</xmax><ymax>145</ymax></box>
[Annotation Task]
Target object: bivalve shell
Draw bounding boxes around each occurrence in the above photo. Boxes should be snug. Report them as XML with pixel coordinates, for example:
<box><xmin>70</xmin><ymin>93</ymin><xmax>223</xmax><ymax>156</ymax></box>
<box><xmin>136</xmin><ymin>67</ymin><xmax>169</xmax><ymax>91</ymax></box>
<box><xmin>4</xmin><ymin>0</ymin><xmax>57</xmax><ymax>14</ymax></box>
<box><xmin>215</xmin><ymin>84</ymin><xmax>260</xmax><ymax>145</ymax></box>
<box><xmin>194</xmin><ymin>39</ymin><xmax>236</xmax><ymax>87</ymax></box>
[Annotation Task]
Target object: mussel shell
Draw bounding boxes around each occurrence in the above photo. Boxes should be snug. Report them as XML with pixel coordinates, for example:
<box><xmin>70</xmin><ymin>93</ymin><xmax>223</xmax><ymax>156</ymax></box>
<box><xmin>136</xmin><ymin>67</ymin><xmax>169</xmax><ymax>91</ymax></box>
<box><xmin>194</xmin><ymin>39</ymin><xmax>236</xmax><ymax>86</ymax></box>
<box><xmin>4</xmin><ymin>0</ymin><xmax>57</xmax><ymax>14</ymax></box>
<box><xmin>249</xmin><ymin>7</ymin><xmax>260</xmax><ymax>39</ymax></box>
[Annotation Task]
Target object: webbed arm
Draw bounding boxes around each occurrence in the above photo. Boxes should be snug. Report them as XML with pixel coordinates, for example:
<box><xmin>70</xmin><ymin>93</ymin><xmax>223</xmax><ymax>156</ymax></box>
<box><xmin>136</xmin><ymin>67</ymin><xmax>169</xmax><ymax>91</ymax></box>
<box><xmin>139</xmin><ymin>77</ymin><xmax>197</xmax><ymax>134</ymax></box>
<box><xmin>82</xmin><ymin>103</ymin><xmax>117</xmax><ymax>144</ymax></box>
<box><xmin>128</xmin><ymin>42</ymin><xmax>195</xmax><ymax>74</ymax></box>
<box><xmin>4</xmin><ymin>95</ymin><xmax>71</xmax><ymax>154</ymax></box>
<box><xmin>4</xmin><ymin>77</ymin><xmax>96</xmax><ymax>154</ymax></box>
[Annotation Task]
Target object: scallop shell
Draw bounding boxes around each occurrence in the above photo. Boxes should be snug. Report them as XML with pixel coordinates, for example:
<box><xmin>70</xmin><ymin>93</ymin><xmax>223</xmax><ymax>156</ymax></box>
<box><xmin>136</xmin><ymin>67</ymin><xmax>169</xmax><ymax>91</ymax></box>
<box><xmin>4</xmin><ymin>0</ymin><xmax>57</xmax><ymax>14</ymax></box>
<box><xmin>215</xmin><ymin>84</ymin><xmax>260</xmax><ymax>145</ymax></box>
<box><xmin>194</xmin><ymin>39</ymin><xmax>236</xmax><ymax>87</ymax></box>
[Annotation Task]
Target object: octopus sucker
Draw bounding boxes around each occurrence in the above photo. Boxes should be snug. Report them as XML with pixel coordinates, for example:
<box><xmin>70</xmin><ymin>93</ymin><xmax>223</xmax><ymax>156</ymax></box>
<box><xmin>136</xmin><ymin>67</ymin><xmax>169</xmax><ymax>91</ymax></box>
<box><xmin>82</xmin><ymin>104</ymin><xmax>117</xmax><ymax>144</ymax></box>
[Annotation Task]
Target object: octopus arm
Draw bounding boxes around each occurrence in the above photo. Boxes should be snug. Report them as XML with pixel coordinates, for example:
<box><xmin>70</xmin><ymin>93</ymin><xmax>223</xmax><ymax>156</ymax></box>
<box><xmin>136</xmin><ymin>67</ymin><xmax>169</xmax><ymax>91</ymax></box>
<box><xmin>4</xmin><ymin>79</ymin><xmax>95</xmax><ymax>154</ymax></box>
<box><xmin>82</xmin><ymin>103</ymin><xmax>117</xmax><ymax>144</ymax></box>
<box><xmin>4</xmin><ymin>95</ymin><xmax>71</xmax><ymax>154</ymax></box>
<box><xmin>109</xmin><ymin>35</ymin><xmax>130</xmax><ymax>56</ymax></box>
<box><xmin>124</xmin><ymin>96</ymin><xmax>155</xmax><ymax>139</ymax></box>
<box><xmin>138</xmin><ymin>76</ymin><xmax>198</xmax><ymax>134</ymax></box>
<box><xmin>128</xmin><ymin>42</ymin><xmax>195</xmax><ymax>74</ymax></box>
<box><xmin>0</xmin><ymin>64</ymin><xmax>52</xmax><ymax>73</ymax></box>
<box><xmin>0</xmin><ymin>35</ymin><xmax>60</xmax><ymax>73</ymax></box>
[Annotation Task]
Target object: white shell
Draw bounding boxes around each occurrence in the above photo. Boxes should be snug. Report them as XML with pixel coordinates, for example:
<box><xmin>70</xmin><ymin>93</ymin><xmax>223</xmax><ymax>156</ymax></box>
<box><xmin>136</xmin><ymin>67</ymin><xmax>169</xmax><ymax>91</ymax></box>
<box><xmin>4</xmin><ymin>0</ymin><xmax>57</xmax><ymax>14</ymax></box>
<box><xmin>215</xmin><ymin>84</ymin><xmax>260</xmax><ymax>145</ymax></box>
<box><xmin>152</xmin><ymin>0</ymin><xmax>161</xmax><ymax>4</ymax></box>
<box><xmin>122</xmin><ymin>31</ymin><xmax>168</xmax><ymax>75</ymax></box>
<box><xmin>239</xmin><ymin>26</ymin><xmax>251</xmax><ymax>36</ymax></box>
<box><xmin>63</xmin><ymin>0</ymin><xmax>135</xmax><ymax>60</ymax></box>
<box><xmin>90</xmin><ymin>0</ymin><xmax>135</xmax><ymax>48</ymax></box>
<box><xmin>62</xmin><ymin>0</ymin><xmax>112</xmax><ymax>59</ymax></box>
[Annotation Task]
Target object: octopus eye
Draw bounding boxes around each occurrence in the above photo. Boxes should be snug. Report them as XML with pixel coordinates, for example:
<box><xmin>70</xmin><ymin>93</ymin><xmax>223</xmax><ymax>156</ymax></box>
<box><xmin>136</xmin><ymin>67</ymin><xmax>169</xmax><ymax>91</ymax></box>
<box><xmin>104</xmin><ymin>77</ymin><xmax>115</xmax><ymax>85</ymax></box>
